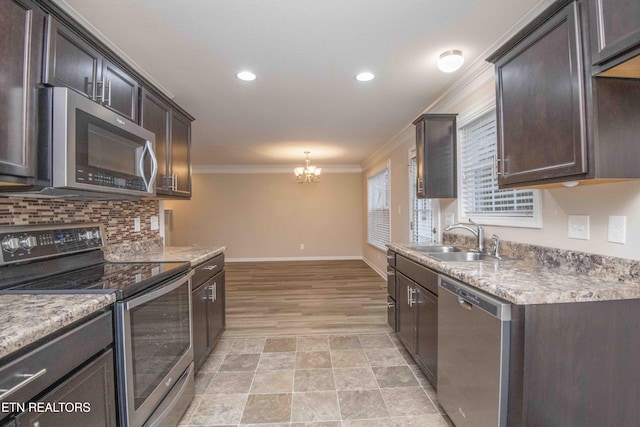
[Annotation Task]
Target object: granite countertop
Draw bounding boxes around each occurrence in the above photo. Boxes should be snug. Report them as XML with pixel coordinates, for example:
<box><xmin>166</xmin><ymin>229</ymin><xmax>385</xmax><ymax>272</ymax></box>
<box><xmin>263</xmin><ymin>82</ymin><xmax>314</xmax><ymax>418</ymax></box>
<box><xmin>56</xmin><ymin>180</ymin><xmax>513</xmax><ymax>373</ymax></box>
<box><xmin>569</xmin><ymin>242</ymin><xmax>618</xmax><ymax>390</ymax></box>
<box><xmin>388</xmin><ymin>243</ymin><xmax>640</xmax><ymax>305</ymax></box>
<box><xmin>107</xmin><ymin>246</ymin><xmax>225</xmax><ymax>267</ymax></box>
<box><xmin>0</xmin><ymin>293</ymin><xmax>116</xmax><ymax>360</ymax></box>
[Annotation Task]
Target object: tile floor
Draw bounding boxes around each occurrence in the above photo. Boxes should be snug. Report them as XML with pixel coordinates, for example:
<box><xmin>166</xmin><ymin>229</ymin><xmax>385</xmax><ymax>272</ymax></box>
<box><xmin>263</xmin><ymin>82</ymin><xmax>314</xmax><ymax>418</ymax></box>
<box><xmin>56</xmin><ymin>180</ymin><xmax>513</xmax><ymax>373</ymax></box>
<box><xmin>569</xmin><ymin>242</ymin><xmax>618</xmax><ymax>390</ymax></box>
<box><xmin>179</xmin><ymin>333</ymin><xmax>455</xmax><ymax>426</ymax></box>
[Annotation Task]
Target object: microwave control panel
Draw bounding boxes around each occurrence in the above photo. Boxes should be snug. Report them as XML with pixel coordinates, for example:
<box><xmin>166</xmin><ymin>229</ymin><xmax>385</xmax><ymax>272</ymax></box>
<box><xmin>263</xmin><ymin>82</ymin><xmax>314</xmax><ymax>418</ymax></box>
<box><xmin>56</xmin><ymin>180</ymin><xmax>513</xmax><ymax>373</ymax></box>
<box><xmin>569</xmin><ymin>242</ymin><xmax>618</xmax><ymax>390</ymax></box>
<box><xmin>76</xmin><ymin>167</ymin><xmax>146</xmax><ymax>191</ymax></box>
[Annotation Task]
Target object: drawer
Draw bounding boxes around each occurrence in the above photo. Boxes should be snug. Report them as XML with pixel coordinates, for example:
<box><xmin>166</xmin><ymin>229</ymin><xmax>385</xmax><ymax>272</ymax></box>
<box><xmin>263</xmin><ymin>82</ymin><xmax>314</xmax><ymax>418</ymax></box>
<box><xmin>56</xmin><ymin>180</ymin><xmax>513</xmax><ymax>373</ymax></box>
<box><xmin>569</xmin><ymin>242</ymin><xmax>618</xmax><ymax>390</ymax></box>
<box><xmin>193</xmin><ymin>253</ymin><xmax>224</xmax><ymax>288</ymax></box>
<box><xmin>386</xmin><ymin>250</ymin><xmax>396</xmax><ymax>268</ymax></box>
<box><xmin>387</xmin><ymin>296</ymin><xmax>396</xmax><ymax>332</ymax></box>
<box><xmin>396</xmin><ymin>255</ymin><xmax>438</xmax><ymax>295</ymax></box>
<box><xmin>387</xmin><ymin>267</ymin><xmax>396</xmax><ymax>299</ymax></box>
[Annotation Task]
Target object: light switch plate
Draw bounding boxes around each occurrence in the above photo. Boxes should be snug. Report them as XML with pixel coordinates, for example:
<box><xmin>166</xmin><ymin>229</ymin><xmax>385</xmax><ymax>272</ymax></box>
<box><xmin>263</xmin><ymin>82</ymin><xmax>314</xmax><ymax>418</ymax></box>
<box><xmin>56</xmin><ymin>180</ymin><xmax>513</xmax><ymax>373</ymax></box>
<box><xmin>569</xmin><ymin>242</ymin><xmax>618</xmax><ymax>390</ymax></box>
<box><xmin>150</xmin><ymin>215</ymin><xmax>159</xmax><ymax>231</ymax></box>
<box><xmin>568</xmin><ymin>215</ymin><xmax>589</xmax><ymax>240</ymax></box>
<box><xmin>608</xmin><ymin>215</ymin><xmax>626</xmax><ymax>244</ymax></box>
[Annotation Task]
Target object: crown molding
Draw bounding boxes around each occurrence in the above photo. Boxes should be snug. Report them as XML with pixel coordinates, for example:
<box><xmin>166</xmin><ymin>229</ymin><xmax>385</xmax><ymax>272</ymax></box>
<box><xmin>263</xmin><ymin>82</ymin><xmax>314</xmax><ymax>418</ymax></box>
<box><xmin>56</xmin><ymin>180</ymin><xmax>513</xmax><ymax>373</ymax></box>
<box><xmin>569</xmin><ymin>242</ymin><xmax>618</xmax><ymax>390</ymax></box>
<box><xmin>361</xmin><ymin>0</ymin><xmax>555</xmax><ymax>171</ymax></box>
<box><xmin>193</xmin><ymin>164</ymin><xmax>362</xmax><ymax>174</ymax></box>
<box><xmin>54</xmin><ymin>0</ymin><xmax>175</xmax><ymax>99</ymax></box>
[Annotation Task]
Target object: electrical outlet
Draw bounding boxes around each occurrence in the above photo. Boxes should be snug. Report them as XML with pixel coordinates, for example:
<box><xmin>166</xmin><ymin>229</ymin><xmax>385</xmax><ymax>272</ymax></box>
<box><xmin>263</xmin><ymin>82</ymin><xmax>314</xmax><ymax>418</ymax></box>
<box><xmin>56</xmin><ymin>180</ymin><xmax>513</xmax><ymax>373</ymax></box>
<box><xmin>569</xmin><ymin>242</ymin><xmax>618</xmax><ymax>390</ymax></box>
<box><xmin>150</xmin><ymin>215</ymin><xmax>159</xmax><ymax>231</ymax></box>
<box><xmin>568</xmin><ymin>215</ymin><xmax>589</xmax><ymax>240</ymax></box>
<box><xmin>300</xmin><ymin>243</ymin><xmax>304</xmax><ymax>250</ymax></box>
<box><xmin>134</xmin><ymin>217</ymin><xmax>141</xmax><ymax>232</ymax></box>
<box><xmin>608</xmin><ymin>216</ymin><xmax>626</xmax><ymax>244</ymax></box>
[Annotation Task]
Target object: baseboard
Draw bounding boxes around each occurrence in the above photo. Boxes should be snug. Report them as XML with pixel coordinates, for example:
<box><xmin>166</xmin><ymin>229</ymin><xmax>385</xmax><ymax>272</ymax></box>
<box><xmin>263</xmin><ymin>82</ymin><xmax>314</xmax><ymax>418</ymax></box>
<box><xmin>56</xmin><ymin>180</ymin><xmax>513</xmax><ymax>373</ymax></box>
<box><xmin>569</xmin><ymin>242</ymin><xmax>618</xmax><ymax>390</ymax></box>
<box><xmin>225</xmin><ymin>255</ymin><xmax>364</xmax><ymax>263</ymax></box>
<box><xmin>362</xmin><ymin>257</ymin><xmax>386</xmax><ymax>279</ymax></box>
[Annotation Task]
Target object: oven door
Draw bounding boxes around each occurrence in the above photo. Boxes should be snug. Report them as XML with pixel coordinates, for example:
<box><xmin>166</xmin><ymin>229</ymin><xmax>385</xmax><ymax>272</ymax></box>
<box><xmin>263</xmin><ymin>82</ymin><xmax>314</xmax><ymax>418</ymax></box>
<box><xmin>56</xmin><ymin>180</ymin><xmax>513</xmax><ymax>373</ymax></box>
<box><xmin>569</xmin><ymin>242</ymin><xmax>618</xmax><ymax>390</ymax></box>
<box><xmin>115</xmin><ymin>270</ymin><xmax>193</xmax><ymax>427</ymax></box>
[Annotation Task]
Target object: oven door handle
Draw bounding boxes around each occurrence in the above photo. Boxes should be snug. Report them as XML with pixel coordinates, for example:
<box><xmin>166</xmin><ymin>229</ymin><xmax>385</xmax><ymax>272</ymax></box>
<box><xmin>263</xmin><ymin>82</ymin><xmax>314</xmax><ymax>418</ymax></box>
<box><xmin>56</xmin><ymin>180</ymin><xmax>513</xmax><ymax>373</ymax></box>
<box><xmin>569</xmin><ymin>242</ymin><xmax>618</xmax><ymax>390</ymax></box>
<box><xmin>125</xmin><ymin>270</ymin><xmax>194</xmax><ymax>310</ymax></box>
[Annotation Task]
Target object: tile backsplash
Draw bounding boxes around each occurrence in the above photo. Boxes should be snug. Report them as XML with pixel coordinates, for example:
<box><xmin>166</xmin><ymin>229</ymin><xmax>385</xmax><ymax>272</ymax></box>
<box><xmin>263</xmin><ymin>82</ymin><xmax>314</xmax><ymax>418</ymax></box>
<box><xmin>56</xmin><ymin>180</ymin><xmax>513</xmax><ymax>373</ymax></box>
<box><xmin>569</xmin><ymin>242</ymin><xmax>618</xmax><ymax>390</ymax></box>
<box><xmin>0</xmin><ymin>196</ymin><xmax>160</xmax><ymax>246</ymax></box>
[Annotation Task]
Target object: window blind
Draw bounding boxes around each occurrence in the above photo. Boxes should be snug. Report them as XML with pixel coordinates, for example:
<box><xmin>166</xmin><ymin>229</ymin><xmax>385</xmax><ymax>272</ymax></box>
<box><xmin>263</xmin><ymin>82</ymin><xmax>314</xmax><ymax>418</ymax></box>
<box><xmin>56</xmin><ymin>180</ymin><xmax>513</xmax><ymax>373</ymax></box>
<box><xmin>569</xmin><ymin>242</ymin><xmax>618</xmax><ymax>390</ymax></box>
<box><xmin>367</xmin><ymin>168</ymin><xmax>390</xmax><ymax>250</ymax></box>
<box><xmin>460</xmin><ymin>110</ymin><xmax>534</xmax><ymax>217</ymax></box>
<box><xmin>409</xmin><ymin>157</ymin><xmax>435</xmax><ymax>243</ymax></box>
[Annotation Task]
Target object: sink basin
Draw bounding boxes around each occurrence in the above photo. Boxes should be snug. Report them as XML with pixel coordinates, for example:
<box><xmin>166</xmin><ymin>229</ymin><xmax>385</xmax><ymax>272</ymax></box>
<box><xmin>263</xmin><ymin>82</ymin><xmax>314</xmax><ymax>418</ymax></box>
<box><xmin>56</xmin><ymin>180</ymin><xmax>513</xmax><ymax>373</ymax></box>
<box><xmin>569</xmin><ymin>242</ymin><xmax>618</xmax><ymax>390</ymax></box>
<box><xmin>427</xmin><ymin>252</ymin><xmax>519</xmax><ymax>262</ymax></box>
<box><xmin>411</xmin><ymin>245</ymin><xmax>462</xmax><ymax>253</ymax></box>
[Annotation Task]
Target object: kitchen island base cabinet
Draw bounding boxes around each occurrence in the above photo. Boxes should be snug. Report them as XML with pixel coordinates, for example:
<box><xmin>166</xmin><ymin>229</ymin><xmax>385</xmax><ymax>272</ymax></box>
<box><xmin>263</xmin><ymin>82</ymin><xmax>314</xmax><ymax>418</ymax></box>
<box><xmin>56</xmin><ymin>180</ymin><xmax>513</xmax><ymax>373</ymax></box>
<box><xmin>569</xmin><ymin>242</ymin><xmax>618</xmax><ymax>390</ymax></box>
<box><xmin>508</xmin><ymin>299</ymin><xmax>640</xmax><ymax>426</ymax></box>
<box><xmin>191</xmin><ymin>254</ymin><xmax>226</xmax><ymax>372</ymax></box>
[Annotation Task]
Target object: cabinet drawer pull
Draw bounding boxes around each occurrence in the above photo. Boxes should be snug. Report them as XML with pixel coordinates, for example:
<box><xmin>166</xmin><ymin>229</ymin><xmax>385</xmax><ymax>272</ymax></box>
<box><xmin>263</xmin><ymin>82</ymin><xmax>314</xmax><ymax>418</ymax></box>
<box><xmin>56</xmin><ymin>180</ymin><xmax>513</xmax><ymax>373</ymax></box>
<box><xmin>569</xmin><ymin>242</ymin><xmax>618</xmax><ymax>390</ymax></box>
<box><xmin>386</xmin><ymin>255</ymin><xmax>394</xmax><ymax>260</ymax></box>
<box><xmin>386</xmin><ymin>270</ymin><xmax>395</xmax><ymax>277</ymax></box>
<box><xmin>386</xmin><ymin>302</ymin><xmax>395</xmax><ymax>308</ymax></box>
<box><xmin>203</xmin><ymin>265</ymin><xmax>218</xmax><ymax>271</ymax></box>
<box><xmin>0</xmin><ymin>368</ymin><xmax>47</xmax><ymax>400</ymax></box>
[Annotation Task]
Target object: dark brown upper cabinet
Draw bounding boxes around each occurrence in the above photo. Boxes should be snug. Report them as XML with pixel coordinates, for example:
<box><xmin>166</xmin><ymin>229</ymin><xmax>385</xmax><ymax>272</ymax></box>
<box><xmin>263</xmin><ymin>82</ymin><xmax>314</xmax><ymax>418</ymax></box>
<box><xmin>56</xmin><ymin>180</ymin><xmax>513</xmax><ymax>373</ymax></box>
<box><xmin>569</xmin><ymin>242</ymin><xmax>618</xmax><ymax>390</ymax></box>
<box><xmin>141</xmin><ymin>88</ymin><xmax>192</xmax><ymax>198</ymax></box>
<box><xmin>43</xmin><ymin>17</ymin><xmax>138</xmax><ymax>122</ymax></box>
<box><xmin>0</xmin><ymin>0</ymin><xmax>45</xmax><ymax>185</ymax></box>
<box><xmin>588</xmin><ymin>0</ymin><xmax>640</xmax><ymax>68</ymax></box>
<box><xmin>487</xmin><ymin>0</ymin><xmax>640</xmax><ymax>188</ymax></box>
<box><xmin>490</xmin><ymin>1</ymin><xmax>588</xmax><ymax>188</ymax></box>
<box><xmin>412</xmin><ymin>114</ymin><xmax>457</xmax><ymax>199</ymax></box>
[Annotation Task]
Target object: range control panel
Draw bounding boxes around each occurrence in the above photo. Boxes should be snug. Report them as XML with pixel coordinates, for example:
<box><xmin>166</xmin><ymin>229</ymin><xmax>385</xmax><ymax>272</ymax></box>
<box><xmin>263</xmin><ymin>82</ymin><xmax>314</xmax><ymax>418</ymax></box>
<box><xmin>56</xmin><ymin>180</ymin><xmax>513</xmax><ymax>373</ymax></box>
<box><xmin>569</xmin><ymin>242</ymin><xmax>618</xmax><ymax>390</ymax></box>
<box><xmin>0</xmin><ymin>223</ymin><xmax>103</xmax><ymax>265</ymax></box>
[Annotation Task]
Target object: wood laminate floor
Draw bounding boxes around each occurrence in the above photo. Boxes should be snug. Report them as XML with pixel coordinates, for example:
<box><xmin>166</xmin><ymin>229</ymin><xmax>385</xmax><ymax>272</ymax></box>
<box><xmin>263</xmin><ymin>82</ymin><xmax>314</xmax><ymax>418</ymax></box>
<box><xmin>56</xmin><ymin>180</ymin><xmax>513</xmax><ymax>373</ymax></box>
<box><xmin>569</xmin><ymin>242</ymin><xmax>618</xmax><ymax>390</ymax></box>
<box><xmin>224</xmin><ymin>260</ymin><xmax>391</xmax><ymax>337</ymax></box>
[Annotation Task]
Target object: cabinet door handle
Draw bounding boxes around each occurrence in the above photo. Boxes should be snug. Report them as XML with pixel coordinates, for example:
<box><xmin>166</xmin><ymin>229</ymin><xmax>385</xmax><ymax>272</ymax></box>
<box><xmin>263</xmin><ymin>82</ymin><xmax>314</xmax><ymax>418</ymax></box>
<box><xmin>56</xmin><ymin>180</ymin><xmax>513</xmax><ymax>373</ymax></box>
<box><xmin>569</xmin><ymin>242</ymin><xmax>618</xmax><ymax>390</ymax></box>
<box><xmin>105</xmin><ymin>80</ymin><xmax>112</xmax><ymax>106</ymax></box>
<box><xmin>209</xmin><ymin>282</ymin><xmax>217</xmax><ymax>302</ymax></box>
<box><xmin>203</xmin><ymin>265</ymin><xmax>218</xmax><ymax>271</ymax></box>
<box><xmin>408</xmin><ymin>288</ymin><xmax>417</xmax><ymax>307</ymax></box>
<box><xmin>0</xmin><ymin>368</ymin><xmax>47</xmax><ymax>400</ymax></box>
<box><xmin>96</xmin><ymin>80</ymin><xmax>105</xmax><ymax>102</ymax></box>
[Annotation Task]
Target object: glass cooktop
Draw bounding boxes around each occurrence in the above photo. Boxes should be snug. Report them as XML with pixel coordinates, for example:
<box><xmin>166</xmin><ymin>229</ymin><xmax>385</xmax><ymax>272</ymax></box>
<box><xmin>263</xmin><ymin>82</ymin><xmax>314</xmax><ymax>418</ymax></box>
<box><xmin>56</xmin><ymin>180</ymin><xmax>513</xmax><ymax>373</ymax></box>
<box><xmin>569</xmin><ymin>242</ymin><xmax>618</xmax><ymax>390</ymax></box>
<box><xmin>3</xmin><ymin>261</ymin><xmax>190</xmax><ymax>300</ymax></box>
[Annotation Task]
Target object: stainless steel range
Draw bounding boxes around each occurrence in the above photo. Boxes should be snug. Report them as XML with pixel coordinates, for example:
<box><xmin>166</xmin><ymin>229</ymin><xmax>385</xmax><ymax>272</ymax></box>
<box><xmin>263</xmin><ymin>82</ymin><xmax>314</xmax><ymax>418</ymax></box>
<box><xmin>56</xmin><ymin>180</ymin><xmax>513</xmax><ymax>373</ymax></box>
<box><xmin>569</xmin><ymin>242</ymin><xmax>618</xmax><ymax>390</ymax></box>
<box><xmin>0</xmin><ymin>223</ymin><xmax>194</xmax><ymax>427</ymax></box>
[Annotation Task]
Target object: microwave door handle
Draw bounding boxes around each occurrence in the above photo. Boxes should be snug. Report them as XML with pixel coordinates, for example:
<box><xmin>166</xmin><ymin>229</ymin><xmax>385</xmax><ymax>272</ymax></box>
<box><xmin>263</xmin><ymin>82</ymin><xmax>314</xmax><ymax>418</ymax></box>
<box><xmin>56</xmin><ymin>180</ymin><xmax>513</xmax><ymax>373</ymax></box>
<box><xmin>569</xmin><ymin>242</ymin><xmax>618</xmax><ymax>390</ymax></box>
<box><xmin>139</xmin><ymin>141</ymin><xmax>158</xmax><ymax>193</ymax></box>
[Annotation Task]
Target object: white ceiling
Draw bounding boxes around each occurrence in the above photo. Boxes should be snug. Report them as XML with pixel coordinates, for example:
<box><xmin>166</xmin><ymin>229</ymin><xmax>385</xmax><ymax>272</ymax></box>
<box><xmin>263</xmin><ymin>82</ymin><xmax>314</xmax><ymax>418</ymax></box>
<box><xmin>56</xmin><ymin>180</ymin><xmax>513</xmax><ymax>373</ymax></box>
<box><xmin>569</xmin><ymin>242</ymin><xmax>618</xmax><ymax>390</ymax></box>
<box><xmin>59</xmin><ymin>0</ymin><xmax>548</xmax><ymax>168</ymax></box>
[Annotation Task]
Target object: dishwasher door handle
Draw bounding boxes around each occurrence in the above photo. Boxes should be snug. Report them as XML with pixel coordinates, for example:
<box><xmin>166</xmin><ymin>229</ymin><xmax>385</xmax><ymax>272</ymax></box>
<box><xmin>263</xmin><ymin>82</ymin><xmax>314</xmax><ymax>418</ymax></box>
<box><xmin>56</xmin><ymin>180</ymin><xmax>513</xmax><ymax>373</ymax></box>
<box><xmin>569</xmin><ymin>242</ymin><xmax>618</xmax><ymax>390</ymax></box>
<box><xmin>457</xmin><ymin>297</ymin><xmax>473</xmax><ymax>310</ymax></box>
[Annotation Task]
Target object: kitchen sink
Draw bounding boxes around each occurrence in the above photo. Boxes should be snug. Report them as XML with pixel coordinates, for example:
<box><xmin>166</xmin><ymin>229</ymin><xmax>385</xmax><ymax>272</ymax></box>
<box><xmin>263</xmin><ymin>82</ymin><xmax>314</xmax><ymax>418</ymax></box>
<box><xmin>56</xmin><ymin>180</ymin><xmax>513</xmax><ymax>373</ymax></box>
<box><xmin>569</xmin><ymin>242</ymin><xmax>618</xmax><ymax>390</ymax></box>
<box><xmin>427</xmin><ymin>252</ymin><xmax>519</xmax><ymax>262</ymax></box>
<box><xmin>411</xmin><ymin>245</ymin><xmax>462</xmax><ymax>253</ymax></box>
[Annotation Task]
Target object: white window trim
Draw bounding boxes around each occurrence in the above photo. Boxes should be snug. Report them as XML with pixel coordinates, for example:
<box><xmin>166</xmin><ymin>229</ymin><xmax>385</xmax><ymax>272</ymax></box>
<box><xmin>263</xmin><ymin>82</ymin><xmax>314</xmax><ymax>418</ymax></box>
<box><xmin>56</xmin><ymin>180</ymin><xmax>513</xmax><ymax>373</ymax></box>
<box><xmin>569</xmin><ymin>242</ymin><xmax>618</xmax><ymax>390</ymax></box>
<box><xmin>408</xmin><ymin>148</ymin><xmax>440</xmax><ymax>243</ymax></box>
<box><xmin>367</xmin><ymin>160</ymin><xmax>391</xmax><ymax>251</ymax></box>
<box><xmin>456</xmin><ymin>96</ymin><xmax>543</xmax><ymax>229</ymax></box>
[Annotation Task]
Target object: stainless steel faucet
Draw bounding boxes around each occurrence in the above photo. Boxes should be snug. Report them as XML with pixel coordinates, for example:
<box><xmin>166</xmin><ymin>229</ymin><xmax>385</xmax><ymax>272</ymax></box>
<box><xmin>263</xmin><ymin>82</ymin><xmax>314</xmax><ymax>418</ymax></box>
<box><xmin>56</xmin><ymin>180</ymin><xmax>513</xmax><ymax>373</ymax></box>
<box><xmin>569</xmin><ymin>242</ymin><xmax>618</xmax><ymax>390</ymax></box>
<box><xmin>444</xmin><ymin>219</ymin><xmax>484</xmax><ymax>253</ymax></box>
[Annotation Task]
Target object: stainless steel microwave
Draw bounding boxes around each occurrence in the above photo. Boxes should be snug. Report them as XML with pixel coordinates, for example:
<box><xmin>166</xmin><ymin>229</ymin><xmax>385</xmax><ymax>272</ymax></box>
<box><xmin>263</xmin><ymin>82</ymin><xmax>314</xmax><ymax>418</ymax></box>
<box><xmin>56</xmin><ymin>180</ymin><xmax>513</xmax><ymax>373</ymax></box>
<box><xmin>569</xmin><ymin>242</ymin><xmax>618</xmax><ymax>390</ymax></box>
<box><xmin>50</xmin><ymin>87</ymin><xmax>158</xmax><ymax>197</ymax></box>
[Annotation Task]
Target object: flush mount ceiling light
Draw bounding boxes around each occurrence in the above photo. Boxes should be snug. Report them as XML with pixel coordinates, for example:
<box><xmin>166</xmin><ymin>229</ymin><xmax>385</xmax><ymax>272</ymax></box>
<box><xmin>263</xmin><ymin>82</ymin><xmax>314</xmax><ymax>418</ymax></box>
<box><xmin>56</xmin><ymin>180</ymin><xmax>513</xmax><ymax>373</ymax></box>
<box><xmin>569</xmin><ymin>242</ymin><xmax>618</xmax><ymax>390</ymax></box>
<box><xmin>437</xmin><ymin>50</ymin><xmax>464</xmax><ymax>73</ymax></box>
<box><xmin>355</xmin><ymin>71</ymin><xmax>375</xmax><ymax>82</ymax></box>
<box><xmin>294</xmin><ymin>151</ymin><xmax>322</xmax><ymax>184</ymax></box>
<box><xmin>236</xmin><ymin>70</ymin><xmax>256</xmax><ymax>81</ymax></box>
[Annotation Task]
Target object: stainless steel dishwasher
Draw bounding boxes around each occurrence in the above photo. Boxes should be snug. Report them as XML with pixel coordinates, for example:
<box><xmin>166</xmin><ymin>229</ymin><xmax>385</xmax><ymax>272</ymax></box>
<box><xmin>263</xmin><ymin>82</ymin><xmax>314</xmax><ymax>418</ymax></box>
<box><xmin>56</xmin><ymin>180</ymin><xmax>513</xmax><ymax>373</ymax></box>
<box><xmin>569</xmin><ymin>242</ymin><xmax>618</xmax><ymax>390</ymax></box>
<box><xmin>437</xmin><ymin>276</ymin><xmax>511</xmax><ymax>427</ymax></box>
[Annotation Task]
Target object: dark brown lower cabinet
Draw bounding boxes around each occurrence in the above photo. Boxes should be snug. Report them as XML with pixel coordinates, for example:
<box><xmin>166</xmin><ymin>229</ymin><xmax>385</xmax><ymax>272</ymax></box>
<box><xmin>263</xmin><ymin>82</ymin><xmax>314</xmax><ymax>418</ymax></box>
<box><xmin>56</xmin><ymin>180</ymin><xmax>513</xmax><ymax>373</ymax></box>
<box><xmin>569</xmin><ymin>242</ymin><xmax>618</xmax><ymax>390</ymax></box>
<box><xmin>17</xmin><ymin>350</ymin><xmax>117</xmax><ymax>427</ymax></box>
<box><xmin>415</xmin><ymin>286</ymin><xmax>437</xmax><ymax>386</ymax></box>
<box><xmin>192</xmin><ymin>254</ymin><xmax>226</xmax><ymax>372</ymax></box>
<box><xmin>396</xmin><ymin>273</ymin><xmax>416</xmax><ymax>355</ymax></box>
<box><xmin>395</xmin><ymin>255</ymin><xmax>439</xmax><ymax>388</ymax></box>
<box><xmin>507</xmin><ymin>299</ymin><xmax>640</xmax><ymax>426</ymax></box>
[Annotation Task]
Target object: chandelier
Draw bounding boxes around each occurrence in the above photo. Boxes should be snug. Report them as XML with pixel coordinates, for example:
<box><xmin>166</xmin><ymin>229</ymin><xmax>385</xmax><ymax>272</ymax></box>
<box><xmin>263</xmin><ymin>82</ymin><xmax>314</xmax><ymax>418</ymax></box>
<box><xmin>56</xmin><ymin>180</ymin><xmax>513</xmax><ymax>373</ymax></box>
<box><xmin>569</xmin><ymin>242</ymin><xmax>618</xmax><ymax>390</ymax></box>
<box><xmin>294</xmin><ymin>151</ymin><xmax>322</xmax><ymax>183</ymax></box>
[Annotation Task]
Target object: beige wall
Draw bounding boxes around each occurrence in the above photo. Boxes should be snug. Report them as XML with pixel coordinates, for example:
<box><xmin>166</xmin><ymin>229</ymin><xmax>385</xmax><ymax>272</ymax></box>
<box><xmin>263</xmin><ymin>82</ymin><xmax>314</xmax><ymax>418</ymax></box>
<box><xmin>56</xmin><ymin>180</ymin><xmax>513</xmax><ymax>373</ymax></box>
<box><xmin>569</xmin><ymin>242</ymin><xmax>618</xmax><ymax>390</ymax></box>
<box><xmin>165</xmin><ymin>172</ymin><xmax>363</xmax><ymax>260</ymax></box>
<box><xmin>363</xmin><ymin>76</ymin><xmax>640</xmax><ymax>274</ymax></box>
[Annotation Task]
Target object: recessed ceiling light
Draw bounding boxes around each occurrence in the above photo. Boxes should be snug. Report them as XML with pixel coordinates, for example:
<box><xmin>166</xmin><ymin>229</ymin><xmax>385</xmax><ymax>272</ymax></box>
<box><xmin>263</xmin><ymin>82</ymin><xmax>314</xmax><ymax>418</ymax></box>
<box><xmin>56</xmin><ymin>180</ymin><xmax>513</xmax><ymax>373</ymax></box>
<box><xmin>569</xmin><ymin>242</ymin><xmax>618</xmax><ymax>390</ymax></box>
<box><xmin>355</xmin><ymin>71</ymin><xmax>375</xmax><ymax>82</ymax></box>
<box><xmin>237</xmin><ymin>71</ymin><xmax>256</xmax><ymax>81</ymax></box>
<box><xmin>437</xmin><ymin>50</ymin><xmax>464</xmax><ymax>73</ymax></box>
